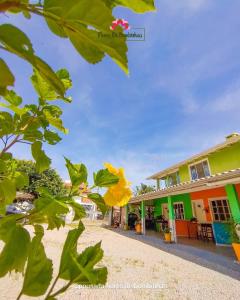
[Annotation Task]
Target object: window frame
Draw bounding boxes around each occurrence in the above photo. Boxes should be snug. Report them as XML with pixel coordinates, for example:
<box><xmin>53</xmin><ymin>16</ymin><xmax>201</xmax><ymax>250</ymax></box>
<box><xmin>173</xmin><ymin>201</ymin><xmax>185</xmax><ymax>220</ymax></box>
<box><xmin>188</xmin><ymin>158</ymin><xmax>211</xmax><ymax>181</ymax></box>
<box><xmin>209</xmin><ymin>198</ymin><xmax>232</xmax><ymax>222</ymax></box>
<box><xmin>166</xmin><ymin>170</ymin><xmax>180</xmax><ymax>187</ymax></box>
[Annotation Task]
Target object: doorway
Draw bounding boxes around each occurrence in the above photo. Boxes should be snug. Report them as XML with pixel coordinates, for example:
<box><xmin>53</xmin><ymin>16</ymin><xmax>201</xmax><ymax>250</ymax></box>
<box><xmin>162</xmin><ymin>203</ymin><xmax>169</xmax><ymax>220</ymax></box>
<box><xmin>192</xmin><ymin>199</ymin><xmax>206</xmax><ymax>223</ymax></box>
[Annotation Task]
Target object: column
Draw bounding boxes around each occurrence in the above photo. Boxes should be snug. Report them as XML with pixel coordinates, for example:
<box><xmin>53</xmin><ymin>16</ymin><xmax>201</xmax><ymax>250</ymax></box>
<box><xmin>183</xmin><ymin>194</ymin><xmax>194</xmax><ymax>220</ymax></box>
<box><xmin>157</xmin><ymin>179</ymin><xmax>160</xmax><ymax>190</ymax></box>
<box><xmin>125</xmin><ymin>204</ymin><xmax>129</xmax><ymax>226</ymax></box>
<box><xmin>141</xmin><ymin>200</ymin><xmax>145</xmax><ymax>235</ymax></box>
<box><xmin>225</xmin><ymin>184</ymin><xmax>240</xmax><ymax>222</ymax></box>
<box><xmin>108</xmin><ymin>207</ymin><xmax>113</xmax><ymax>226</ymax></box>
<box><xmin>168</xmin><ymin>196</ymin><xmax>177</xmax><ymax>242</ymax></box>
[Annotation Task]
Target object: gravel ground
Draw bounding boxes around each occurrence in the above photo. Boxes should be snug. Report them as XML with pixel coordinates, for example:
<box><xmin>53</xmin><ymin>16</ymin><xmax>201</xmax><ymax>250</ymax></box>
<box><xmin>0</xmin><ymin>220</ymin><xmax>240</xmax><ymax>300</ymax></box>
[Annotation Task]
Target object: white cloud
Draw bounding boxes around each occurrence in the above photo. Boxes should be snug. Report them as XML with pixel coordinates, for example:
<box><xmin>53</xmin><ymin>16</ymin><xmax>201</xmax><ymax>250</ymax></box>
<box><xmin>210</xmin><ymin>85</ymin><xmax>240</xmax><ymax>113</ymax></box>
<box><xmin>162</xmin><ymin>0</ymin><xmax>210</xmax><ymax>14</ymax></box>
<box><xmin>180</xmin><ymin>0</ymin><xmax>208</xmax><ymax>11</ymax></box>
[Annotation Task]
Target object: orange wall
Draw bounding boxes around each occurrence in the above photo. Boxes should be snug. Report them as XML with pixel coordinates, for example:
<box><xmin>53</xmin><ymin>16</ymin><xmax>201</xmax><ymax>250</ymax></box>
<box><xmin>234</xmin><ymin>184</ymin><xmax>240</xmax><ymax>201</ymax></box>
<box><xmin>190</xmin><ymin>187</ymin><xmax>227</xmax><ymax>222</ymax></box>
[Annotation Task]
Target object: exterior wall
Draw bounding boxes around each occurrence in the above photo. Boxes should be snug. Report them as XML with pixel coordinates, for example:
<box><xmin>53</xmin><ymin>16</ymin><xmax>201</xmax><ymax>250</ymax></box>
<box><xmin>153</xmin><ymin>197</ymin><xmax>168</xmax><ymax>217</ymax></box>
<box><xmin>154</xmin><ymin>194</ymin><xmax>193</xmax><ymax>220</ymax></box>
<box><xmin>179</xmin><ymin>165</ymin><xmax>190</xmax><ymax>183</ymax></box>
<box><xmin>234</xmin><ymin>183</ymin><xmax>240</xmax><ymax>201</ymax></box>
<box><xmin>171</xmin><ymin>193</ymin><xmax>193</xmax><ymax>220</ymax></box>
<box><xmin>153</xmin><ymin>185</ymin><xmax>240</xmax><ymax>222</ymax></box>
<box><xmin>209</xmin><ymin>142</ymin><xmax>240</xmax><ymax>174</ymax></box>
<box><xmin>190</xmin><ymin>187</ymin><xmax>227</xmax><ymax>222</ymax></box>
<box><xmin>162</xmin><ymin>142</ymin><xmax>240</xmax><ymax>185</ymax></box>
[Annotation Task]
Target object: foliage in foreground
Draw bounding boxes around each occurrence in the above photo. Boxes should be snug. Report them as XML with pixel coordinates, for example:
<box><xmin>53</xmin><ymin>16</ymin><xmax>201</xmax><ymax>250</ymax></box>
<box><xmin>0</xmin><ymin>0</ymin><xmax>155</xmax><ymax>298</ymax></box>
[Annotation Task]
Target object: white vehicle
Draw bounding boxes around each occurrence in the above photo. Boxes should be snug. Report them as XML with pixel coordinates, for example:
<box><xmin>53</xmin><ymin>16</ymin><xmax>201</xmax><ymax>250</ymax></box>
<box><xmin>6</xmin><ymin>201</ymin><xmax>34</xmax><ymax>215</ymax></box>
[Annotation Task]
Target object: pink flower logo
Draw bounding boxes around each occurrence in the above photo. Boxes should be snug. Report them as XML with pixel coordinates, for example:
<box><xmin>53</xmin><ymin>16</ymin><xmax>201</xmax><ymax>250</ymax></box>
<box><xmin>110</xmin><ymin>19</ymin><xmax>130</xmax><ymax>31</ymax></box>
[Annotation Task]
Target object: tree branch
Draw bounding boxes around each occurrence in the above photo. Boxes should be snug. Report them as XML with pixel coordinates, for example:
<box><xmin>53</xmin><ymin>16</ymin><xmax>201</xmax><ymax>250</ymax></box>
<box><xmin>17</xmin><ymin>140</ymin><xmax>32</xmax><ymax>145</ymax></box>
<box><xmin>0</xmin><ymin>134</ymin><xmax>20</xmax><ymax>157</ymax></box>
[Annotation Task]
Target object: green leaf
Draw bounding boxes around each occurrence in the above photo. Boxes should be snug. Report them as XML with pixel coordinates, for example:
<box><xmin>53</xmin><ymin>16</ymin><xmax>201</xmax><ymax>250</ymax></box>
<box><xmin>44</xmin><ymin>130</ymin><xmax>62</xmax><ymax>145</ymax></box>
<box><xmin>31</xmin><ymin>68</ymin><xmax>72</xmax><ymax>102</ymax></box>
<box><xmin>0</xmin><ymin>23</ymin><xmax>34</xmax><ymax>54</ymax></box>
<box><xmin>30</xmin><ymin>192</ymin><xmax>69</xmax><ymax>229</ymax></box>
<box><xmin>0</xmin><ymin>217</ymin><xmax>30</xmax><ymax>277</ymax></box>
<box><xmin>31</xmin><ymin>69</ymin><xmax>57</xmax><ymax>100</ymax></box>
<box><xmin>44</xmin><ymin>0</ymin><xmax>114</xmax><ymax>36</ymax></box>
<box><xmin>43</xmin><ymin>0</ymin><xmax>128</xmax><ymax>73</ymax></box>
<box><xmin>0</xmin><ymin>102</ymin><xmax>27</xmax><ymax>115</ymax></box>
<box><xmin>43</xmin><ymin>105</ymin><xmax>68</xmax><ymax>134</ymax></box>
<box><xmin>104</xmin><ymin>0</ymin><xmax>156</xmax><ymax>13</ymax></box>
<box><xmin>65</xmin><ymin>158</ymin><xmax>88</xmax><ymax>192</ymax></box>
<box><xmin>88</xmin><ymin>193</ymin><xmax>108</xmax><ymax>215</ymax></box>
<box><xmin>58</xmin><ymin>221</ymin><xmax>107</xmax><ymax>286</ymax></box>
<box><xmin>0</xmin><ymin>24</ymin><xmax>66</xmax><ymax>97</ymax></box>
<box><xmin>14</xmin><ymin>171</ymin><xmax>29</xmax><ymax>189</ymax></box>
<box><xmin>0</xmin><ymin>58</ymin><xmax>14</xmax><ymax>90</ymax></box>
<box><xmin>69</xmin><ymin>242</ymin><xmax>107</xmax><ymax>285</ymax></box>
<box><xmin>33</xmin><ymin>56</ymin><xmax>66</xmax><ymax>99</ymax></box>
<box><xmin>69</xmin><ymin>200</ymin><xmax>86</xmax><ymax>221</ymax></box>
<box><xmin>23</xmin><ymin>128</ymin><xmax>43</xmax><ymax>142</ymax></box>
<box><xmin>58</xmin><ymin>221</ymin><xmax>85</xmax><ymax>279</ymax></box>
<box><xmin>2</xmin><ymin>89</ymin><xmax>22</xmax><ymax>106</ymax></box>
<box><xmin>0</xmin><ymin>111</ymin><xmax>14</xmax><ymax>136</ymax></box>
<box><xmin>94</xmin><ymin>169</ymin><xmax>119</xmax><ymax>187</ymax></box>
<box><xmin>70</xmin><ymin>253</ymin><xmax>107</xmax><ymax>285</ymax></box>
<box><xmin>31</xmin><ymin>141</ymin><xmax>51</xmax><ymax>173</ymax></box>
<box><xmin>0</xmin><ymin>178</ymin><xmax>16</xmax><ymax>207</ymax></box>
<box><xmin>20</xmin><ymin>225</ymin><xmax>53</xmax><ymax>297</ymax></box>
<box><xmin>56</xmin><ymin>69</ymin><xmax>72</xmax><ymax>91</ymax></box>
<box><xmin>66</xmin><ymin>24</ymin><xmax>128</xmax><ymax>74</ymax></box>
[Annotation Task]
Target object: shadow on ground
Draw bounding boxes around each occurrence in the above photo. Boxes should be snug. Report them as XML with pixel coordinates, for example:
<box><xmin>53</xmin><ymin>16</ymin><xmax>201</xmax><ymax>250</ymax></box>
<box><xmin>104</xmin><ymin>226</ymin><xmax>240</xmax><ymax>281</ymax></box>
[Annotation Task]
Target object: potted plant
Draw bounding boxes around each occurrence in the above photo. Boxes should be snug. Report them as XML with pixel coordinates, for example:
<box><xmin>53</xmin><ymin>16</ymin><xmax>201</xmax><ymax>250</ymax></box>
<box><xmin>135</xmin><ymin>220</ymin><xmax>142</xmax><ymax>234</ymax></box>
<box><xmin>229</xmin><ymin>219</ymin><xmax>240</xmax><ymax>262</ymax></box>
<box><xmin>163</xmin><ymin>227</ymin><xmax>172</xmax><ymax>243</ymax></box>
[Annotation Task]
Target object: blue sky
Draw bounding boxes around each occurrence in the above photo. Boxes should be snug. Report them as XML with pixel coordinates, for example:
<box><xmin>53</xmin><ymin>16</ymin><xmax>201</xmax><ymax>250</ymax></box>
<box><xmin>1</xmin><ymin>0</ymin><xmax>240</xmax><ymax>187</ymax></box>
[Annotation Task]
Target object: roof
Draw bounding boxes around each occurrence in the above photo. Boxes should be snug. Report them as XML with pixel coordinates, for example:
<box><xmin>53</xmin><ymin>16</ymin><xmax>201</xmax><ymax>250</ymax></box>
<box><xmin>16</xmin><ymin>192</ymin><xmax>35</xmax><ymax>202</ymax></box>
<box><xmin>147</xmin><ymin>133</ymin><xmax>240</xmax><ymax>180</ymax></box>
<box><xmin>130</xmin><ymin>168</ymin><xmax>240</xmax><ymax>203</ymax></box>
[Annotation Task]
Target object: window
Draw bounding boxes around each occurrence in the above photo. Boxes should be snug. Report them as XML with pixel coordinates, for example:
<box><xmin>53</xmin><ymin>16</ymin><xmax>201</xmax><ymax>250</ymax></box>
<box><xmin>190</xmin><ymin>160</ymin><xmax>210</xmax><ymax>180</ymax></box>
<box><xmin>210</xmin><ymin>199</ymin><xmax>231</xmax><ymax>221</ymax></box>
<box><xmin>173</xmin><ymin>202</ymin><xmax>185</xmax><ymax>220</ymax></box>
<box><xmin>167</xmin><ymin>171</ymin><xmax>180</xmax><ymax>187</ymax></box>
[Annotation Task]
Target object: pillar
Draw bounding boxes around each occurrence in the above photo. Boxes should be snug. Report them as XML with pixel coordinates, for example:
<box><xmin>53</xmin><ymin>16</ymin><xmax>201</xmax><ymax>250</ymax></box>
<box><xmin>183</xmin><ymin>194</ymin><xmax>194</xmax><ymax>220</ymax></box>
<box><xmin>225</xmin><ymin>184</ymin><xmax>240</xmax><ymax>222</ymax></box>
<box><xmin>108</xmin><ymin>207</ymin><xmax>113</xmax><ymax>226</ymax></box>
<box><xmin>125</xmin><ymin>204</ymin><xmax>128</xmax><ymax>226</ymax></box>
<box><xmin>157</xmin><ymin>179</ymin><xmax>160</xmax><ymax>190</ymax></box>
<box><xmin>168</xmin><ymin>196</ymin><xmax>177</xmax><ymax>242</ymax></box>
<box><xmin>141</xmin><ymin>200</ymin><xmax>145</xmax><ymax>235</ymax></box>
